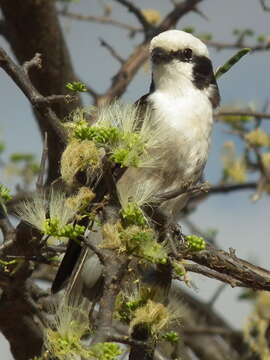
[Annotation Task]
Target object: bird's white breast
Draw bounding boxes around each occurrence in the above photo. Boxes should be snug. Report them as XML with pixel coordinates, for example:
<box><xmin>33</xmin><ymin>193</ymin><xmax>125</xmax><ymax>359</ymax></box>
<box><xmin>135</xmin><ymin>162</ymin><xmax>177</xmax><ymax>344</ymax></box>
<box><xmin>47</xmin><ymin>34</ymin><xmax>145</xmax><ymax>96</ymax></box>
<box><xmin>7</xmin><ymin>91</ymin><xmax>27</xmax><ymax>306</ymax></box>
<box><xmin>148</xmin><ymin>87</ymin><xmax>213</xmax><ymax>187</ymax></box>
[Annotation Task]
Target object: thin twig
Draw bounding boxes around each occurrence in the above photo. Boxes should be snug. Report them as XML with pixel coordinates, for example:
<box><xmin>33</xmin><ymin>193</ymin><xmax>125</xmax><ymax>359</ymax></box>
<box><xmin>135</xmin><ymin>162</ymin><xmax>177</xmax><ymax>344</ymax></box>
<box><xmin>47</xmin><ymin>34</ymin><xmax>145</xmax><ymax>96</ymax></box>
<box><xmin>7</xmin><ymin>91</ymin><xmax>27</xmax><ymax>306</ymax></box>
<box><xmin>59</xmin><ymin>10</ymin><xmax>142</xmax><ymax>32</ymax></box>
<box><xmin>97</xmin><ymin>0</ymin><xmax>202</xmax><ymax>104</ymax></box>
<box><xmin>36</xmin><ymin>132</ymin><xmax>48</xmax><ymax>191</ymax></box>
<box><xmin>208</xmin><ymin>283</ymin><xmax>227</xmax><ymax>307</ymax></box>
<box><xmin>99</xmin><ymin>38</ymin><xmax>125</xmax><ymax>64</ymax></box>
<box><xmin>81</xmin><ymin>235</ymin><xmax>105</xmax><ymax>265</ymax></box>
<box><xmin>183</xmin><ymin>326</ymin><xmax>238</xmax><ymax>337</ymax></box>
<box><xmin>112</xmin><ymin>0</ymin><xmax>152</xmax><ymax>34</ymax></box>
<box><xmin>193</xmin><ymin>7</ymin><xmax>209</xmax><ymax>21</ymax></box>
<box><xmin>207</xmin><ymin>182</ymin><xmax>257</xmax><ymax>195</ymax></box>
<box><xmin>217</xmin><ymin>110</ymin><xmax>270</xmax><ymax>120</ymax></box>
<box><xmin>207</xmin><ymin>40</ymin><xmax>270</xmax><ymax>52</ymax></box>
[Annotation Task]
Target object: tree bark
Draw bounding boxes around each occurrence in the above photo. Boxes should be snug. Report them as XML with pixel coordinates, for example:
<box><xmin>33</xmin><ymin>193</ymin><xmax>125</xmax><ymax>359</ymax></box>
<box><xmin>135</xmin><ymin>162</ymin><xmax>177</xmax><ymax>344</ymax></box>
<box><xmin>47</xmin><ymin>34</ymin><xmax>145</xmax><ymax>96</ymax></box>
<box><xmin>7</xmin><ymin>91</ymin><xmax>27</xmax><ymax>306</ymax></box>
<box><xmin>0</xmin><ymin>0</ymin><xmax>80</xmax><ymax>183</ymax></box>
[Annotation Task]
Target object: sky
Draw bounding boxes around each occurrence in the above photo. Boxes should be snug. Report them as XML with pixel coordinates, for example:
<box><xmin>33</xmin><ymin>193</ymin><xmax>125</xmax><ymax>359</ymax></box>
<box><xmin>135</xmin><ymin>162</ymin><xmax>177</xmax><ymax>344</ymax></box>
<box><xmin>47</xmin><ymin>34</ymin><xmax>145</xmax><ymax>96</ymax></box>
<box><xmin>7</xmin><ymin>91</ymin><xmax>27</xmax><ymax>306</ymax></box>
<box><xmin>1</xmin><ymin>0</ymin><xmax>270</xmax><ymax>358</ymax></box>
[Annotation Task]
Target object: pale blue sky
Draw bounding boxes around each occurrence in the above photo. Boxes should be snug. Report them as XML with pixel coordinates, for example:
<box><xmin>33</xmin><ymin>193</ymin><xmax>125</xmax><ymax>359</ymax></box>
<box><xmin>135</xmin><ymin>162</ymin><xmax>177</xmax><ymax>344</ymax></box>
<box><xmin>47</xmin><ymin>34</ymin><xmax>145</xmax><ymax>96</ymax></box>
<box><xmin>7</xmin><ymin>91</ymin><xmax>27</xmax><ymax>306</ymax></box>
<box><xmin>1</xmin><ymin>0</ymin><xmax>270</xmax><ymax>357</ymax></box>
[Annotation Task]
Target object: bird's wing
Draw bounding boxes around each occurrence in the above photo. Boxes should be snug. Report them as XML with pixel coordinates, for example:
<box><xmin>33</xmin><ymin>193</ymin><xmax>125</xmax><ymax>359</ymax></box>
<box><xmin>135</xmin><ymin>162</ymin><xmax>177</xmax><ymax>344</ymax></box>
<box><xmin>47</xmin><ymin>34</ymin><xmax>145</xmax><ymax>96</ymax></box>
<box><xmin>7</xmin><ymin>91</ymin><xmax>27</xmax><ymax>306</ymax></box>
<box><xmin>51</xmin><ymin>239</ymin><xmax>82</xmax><ymax>294</ymax></box>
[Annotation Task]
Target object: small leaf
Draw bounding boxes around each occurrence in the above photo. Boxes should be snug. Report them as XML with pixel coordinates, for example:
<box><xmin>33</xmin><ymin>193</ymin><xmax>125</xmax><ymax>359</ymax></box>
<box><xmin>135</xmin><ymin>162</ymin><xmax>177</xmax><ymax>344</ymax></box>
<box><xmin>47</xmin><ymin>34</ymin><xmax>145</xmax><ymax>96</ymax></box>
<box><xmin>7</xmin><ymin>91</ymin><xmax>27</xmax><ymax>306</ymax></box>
<box><xmin>215</xmin><ymin>48</ymin><xmax>251</xmax><ymax>79</ymax></box>
<box><xmin>0</xmin><ymin>184</ymin><xmax>12</xmax><ymax>203</ymax></box>
<box><xmin>10</xmin><ymin>153</ymin><xmax>35</xmax><ymax>163</ymax></box>
<box><xmin>66</xmin><ymin>81</ymin><xmax>87</xmax><ymax>93</ymax></box>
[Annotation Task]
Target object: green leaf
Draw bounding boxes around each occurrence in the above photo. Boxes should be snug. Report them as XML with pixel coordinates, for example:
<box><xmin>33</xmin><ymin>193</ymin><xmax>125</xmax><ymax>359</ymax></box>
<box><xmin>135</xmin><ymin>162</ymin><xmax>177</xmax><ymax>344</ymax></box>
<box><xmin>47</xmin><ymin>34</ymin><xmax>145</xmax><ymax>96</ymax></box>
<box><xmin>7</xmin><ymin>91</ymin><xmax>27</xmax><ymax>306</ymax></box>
<box><xmin>0</xmin><ymin>184</ymin><xmax>12</xmax><ymax>203</ymax></box>
<box><xmin>215</xmin><ymin>48</ymin><xmax>251</xmax><ymax>79</ymax></box>
<box><xmin>66</xmin><ymin>81</ymin><xmax>87</xmax><ymax>93</ymax></box>
<box><xmin>10</xmin><ymin>153</ymin><xmax>35</xmax><ymax>163</ymax></box>
<box><xmin>182</xmin><ymin>26</ymin><xmax>195</xmax><ymax>34</ymax></box>
<box><xmin>0</xmin><ymin>142</ymin><xmax>5</xmax><ymax>154</ymax></box>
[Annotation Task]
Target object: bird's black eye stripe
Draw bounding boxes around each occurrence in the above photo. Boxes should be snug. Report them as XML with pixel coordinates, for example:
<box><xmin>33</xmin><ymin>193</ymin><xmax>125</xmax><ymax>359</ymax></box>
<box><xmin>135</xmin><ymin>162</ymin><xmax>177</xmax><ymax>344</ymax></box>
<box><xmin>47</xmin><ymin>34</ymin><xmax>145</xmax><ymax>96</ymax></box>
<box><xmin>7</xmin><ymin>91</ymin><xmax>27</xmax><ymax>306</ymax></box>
<box><xmin>152</xmin><ymin>47</ymin><xmax>194</xmax><ymax>64</ymax></box>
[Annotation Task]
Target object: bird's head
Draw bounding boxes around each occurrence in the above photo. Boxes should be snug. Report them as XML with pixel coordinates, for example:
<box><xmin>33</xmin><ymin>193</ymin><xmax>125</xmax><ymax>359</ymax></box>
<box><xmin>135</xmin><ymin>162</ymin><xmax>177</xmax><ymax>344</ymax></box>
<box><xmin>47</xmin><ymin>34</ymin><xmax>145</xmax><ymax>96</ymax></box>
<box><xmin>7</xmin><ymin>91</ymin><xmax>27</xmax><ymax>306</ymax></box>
<box><xmin>149</xmin><ymin>30</ymin><xmax>219</xmax><ymax>107</ymax></box>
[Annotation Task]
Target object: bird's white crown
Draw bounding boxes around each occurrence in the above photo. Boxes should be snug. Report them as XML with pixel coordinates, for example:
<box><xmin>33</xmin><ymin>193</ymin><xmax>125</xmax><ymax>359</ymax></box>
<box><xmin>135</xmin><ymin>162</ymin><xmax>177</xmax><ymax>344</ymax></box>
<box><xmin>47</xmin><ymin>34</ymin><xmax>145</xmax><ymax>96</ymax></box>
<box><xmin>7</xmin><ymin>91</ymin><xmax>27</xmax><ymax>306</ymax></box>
<box><xmin>150</xmin><ymin>30</ymin><xmax>209</xmax><ymax>58</ymax></box>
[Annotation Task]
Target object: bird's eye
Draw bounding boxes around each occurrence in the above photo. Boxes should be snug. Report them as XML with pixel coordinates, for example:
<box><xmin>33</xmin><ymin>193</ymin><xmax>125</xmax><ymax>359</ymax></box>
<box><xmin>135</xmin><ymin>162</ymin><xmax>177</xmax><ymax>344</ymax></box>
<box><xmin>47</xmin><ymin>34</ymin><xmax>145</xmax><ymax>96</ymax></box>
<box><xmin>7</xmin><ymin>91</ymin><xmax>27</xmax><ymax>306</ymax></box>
<box><xmin>183</xmin><ymin>48</ymin><xmax>193</xmax><ymax>60</ymax></box>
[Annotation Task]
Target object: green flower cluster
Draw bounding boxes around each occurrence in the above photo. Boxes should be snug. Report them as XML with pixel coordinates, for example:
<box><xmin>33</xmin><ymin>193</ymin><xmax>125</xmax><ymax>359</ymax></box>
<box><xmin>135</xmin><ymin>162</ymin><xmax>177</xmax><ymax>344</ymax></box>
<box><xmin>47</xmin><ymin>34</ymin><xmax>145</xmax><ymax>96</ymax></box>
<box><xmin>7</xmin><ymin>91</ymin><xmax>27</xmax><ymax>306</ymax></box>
<box><xmin>162</xmin><ymin>331</ymin><xmax>180</xmax><ymax>344</ymax></box>
<box><xmin>120</xmin><ymin>202</ymin><xmax>147</xmax><ymax>227</ymax></box>
<box><xmin>116</xmin><ymin>286</ymin><xmax>152</xmax><ymax>324</ymax></box>
<box><xmin>90</xmin><ymin>342</ymin><xmax>122</xmax><ymax>360</ymax></box>
<box><xmin>46</xmin><ymin>328</ymin><xmax>91</xmax><ymax>360</ymax></box>
<box><xmin>68</xmin><ymin>117</ymin><xmax>147</xmax><ymax>168</ymax></box>
<box><xmin>44</xmin><ymin>218</ymin><xmax>85</xmax><ymax>239</ymax></box>
<box><xmin>120</xmin><ymin>226</ymin><xmax>167</xmax><ymax>264</ymax></box>
<box><xmin>73</xmin><ymin>122</ymin><xmax>120</xmax><ymax>145</ymax></box>
<box><xmin>111</xmin><ymin>132</ymin><xmax>145</xmax><ymax>167</ymax></box>
<box><xmin>0</xmin><ymin>184</ymin><xmax>12</xmax><ymax>203</ymax></box>
<box><xmin>173</xmin><ymin>261</ymin><xmax>185</xmax><ymax>277</ymax></box>
<box><xmin>118</xmin><ymin>298</ymin><xmax>146</xmax><ymax>323</ymax></box>
<box><xmin>186</xmin><ymin>235</ymin><xmax>206</xmax><ymax>252</ymax></box>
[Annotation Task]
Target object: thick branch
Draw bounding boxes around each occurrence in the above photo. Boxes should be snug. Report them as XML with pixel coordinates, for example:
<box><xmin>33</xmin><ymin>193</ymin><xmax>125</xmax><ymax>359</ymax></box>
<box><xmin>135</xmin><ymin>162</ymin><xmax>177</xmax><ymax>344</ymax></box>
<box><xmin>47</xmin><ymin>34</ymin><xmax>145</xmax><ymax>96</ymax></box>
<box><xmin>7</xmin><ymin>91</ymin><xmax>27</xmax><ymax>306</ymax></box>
<box><xmin>183</xmin><ymin>245</ymin><xmax>270</xmax><ymax>291</ymax></box>
<box><xmin>184</xmin><ymin>263</ymin><xmax>244</xmax><ymax>287</ymax></box>
<box><xmin>0</xmin><ymin>18</ymin><xmax>9</xmax><ymax>39</ymax></box>
<box><xmin>92</xmin><ymin>251</ymin><xmax>128</xmax><ymax>343</ymax></box>
<box><xmin>0</xmin><ymin>0</ymin><xmax>80</xmax><ymax>183</ymax></box>
<box><xmin>0</xmin><ymin>48</ymin><xmax>67</xmax><ymax>142</ymax></box>
<box><xmin>159</xmin><ymin>0</ymin><xmax>203</xmax><ymax>32</ymax></box>
<box><xmin>0</xmin><ymin>264</ymin><xmax>43</xmax><ymax>360</ymax></box>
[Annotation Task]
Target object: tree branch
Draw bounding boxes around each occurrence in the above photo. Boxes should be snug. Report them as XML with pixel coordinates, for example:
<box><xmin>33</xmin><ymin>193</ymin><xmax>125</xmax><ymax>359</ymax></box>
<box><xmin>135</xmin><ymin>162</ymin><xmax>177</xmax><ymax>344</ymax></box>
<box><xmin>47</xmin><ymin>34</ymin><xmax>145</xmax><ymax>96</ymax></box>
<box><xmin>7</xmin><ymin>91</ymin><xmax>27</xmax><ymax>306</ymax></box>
<box><xmin>97</xmin><ymin>0</ymin><xmax>203</xmax><ymax>104</ymax></box>
<box><xmin>183</xmin><ymin>245</ymin><xmax>270</xmax><ymax>291</ymax></box>
<box><xmin>217</xmin><ymin>110</ymin><xmax>270</xmax><ymax>120</ymax></box>
<box><xmin>206</xmin><ymin>39</ymin><xmax>270</xmax><ymax>51</ymax></box>
<box><xmin>207</xmin><ymin>182</ymin><xmax>257</xmax><ymax>195</ymax></box>
<box><xmin>184</xmin><ymin>263</ymin><xmax>244</xmax><ymax>287</ymax></box>
<box><xmin>92</xmin><ymin>251</ymin><xmax>129</xmax><ymax>344</ymax></box>
<box><xmin>59</xmin><ymin>10</ymin><xmax>141</xmax><ymax>32</ymax></box>
<box><xmin>0</xmin><ymin>18</ymin><xmax>9</xmax><ymax>39</ymax></box>
<box><xmin>0</xmin><ymin>0</ymin><xmax>81</xmax><ymax>183</ymax></box>
<box><xmin>112</xmin><ymin>0</ymin><xmax>152</xmax><ymax>35</ymax></box>
<box><xmin>0</xmin><ymin>203</ymin><xmax>16</xmax><ymax>244</ymax></box>
<box><xmin>99</xmin><ymin>38</ymin><xmax>125</xmax><ymax>64</ymax></box>
<box><xmin>0</xmin><ymin>48</ymin><xmax>67</xmax><ymax>143</ymax></box>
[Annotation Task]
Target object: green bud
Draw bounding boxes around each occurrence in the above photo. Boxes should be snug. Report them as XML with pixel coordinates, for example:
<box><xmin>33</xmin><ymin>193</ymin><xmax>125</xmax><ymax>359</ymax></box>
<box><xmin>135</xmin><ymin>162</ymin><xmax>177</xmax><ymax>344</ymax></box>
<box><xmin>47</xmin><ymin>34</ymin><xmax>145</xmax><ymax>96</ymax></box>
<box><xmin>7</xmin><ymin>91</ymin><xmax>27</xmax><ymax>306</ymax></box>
<box><xmin>120</xmin><ymin>202</ymin><xmax>147</xmax><ymax>227</ymax></box>
<box><xmin>90</xmin><ymin>342</ymin><xmax>122</xmax><ymax>360</ymax></box>
<box><xmin>162</xmin><ymin>331</ymin><xmax>180</xmax><ymax>343</ymax></box>
<box><xmin>186</xmin><ymin>235</ymin><xmax>206</xmax><ymax>252</ymax></box>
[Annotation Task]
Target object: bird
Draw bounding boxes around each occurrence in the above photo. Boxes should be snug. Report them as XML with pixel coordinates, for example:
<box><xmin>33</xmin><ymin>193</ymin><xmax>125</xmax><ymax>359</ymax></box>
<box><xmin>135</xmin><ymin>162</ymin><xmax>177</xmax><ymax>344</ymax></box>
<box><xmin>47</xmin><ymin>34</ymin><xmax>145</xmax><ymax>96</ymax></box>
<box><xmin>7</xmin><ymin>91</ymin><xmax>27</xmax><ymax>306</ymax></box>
<box><xmin>52</xmin><ymin>29</ymin><xmax>220</xmax><ymax>299</ymax></box>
